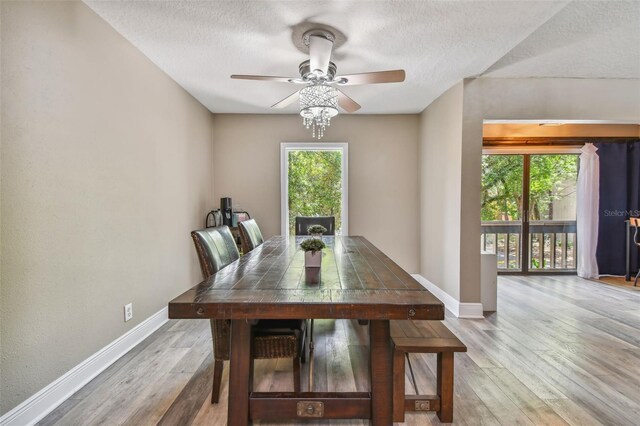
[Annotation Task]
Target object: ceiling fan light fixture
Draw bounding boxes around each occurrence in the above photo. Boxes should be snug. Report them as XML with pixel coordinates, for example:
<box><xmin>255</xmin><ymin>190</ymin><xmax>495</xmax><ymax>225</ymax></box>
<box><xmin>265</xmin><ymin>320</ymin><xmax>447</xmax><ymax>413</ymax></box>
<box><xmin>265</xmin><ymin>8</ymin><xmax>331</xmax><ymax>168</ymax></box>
<box><xmin>299</xmin><ymin>83</ymin><xmax>338</xmax><ymax>139</ymax></box>
<box><xmin>231</xmin><ymin>26</ymin><xmax>403</xmax><ymax>137</ymax></box>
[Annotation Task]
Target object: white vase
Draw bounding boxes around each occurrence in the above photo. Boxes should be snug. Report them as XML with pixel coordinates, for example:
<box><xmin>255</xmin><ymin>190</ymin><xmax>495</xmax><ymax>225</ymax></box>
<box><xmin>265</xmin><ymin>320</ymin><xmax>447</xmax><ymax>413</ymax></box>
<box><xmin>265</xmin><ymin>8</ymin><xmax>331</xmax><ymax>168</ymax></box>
<box><xmin>305</xmin><ymin>250</ymin><xmax>322</xmax><ymax>268</ymax></box>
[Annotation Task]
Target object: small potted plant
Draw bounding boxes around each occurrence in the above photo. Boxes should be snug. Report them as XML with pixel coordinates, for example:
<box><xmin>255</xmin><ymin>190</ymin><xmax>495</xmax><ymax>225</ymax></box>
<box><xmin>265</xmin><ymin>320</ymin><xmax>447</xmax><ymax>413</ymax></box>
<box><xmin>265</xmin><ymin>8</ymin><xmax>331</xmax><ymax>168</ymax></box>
<box><xmin>307</xmin><ymin>224</ymin><xmax>327</xmax><ymax>238</ymax></box>
<box><xmin>300</xmin><ymin>237</ymin><xmax>325</xmax><ymax>268</ymax></box>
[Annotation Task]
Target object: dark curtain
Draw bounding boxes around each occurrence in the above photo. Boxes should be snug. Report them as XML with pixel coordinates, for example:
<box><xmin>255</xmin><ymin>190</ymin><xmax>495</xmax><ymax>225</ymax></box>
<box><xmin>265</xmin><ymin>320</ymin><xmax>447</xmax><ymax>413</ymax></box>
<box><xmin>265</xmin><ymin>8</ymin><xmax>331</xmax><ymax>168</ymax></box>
<box><xmin>595</xmin><ymin>141</ymin><xmax>640</xmax><ymax>275</ymax></box>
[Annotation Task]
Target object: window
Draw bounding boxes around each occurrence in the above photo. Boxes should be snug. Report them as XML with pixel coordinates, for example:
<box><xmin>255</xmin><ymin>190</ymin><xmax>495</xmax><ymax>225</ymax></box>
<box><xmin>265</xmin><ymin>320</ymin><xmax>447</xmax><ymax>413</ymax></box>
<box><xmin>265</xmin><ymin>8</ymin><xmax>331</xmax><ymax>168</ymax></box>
<box><xmin>280</xmin><ymin>143</ymin><xmax>348</xmax><ymax>237</ymax></box>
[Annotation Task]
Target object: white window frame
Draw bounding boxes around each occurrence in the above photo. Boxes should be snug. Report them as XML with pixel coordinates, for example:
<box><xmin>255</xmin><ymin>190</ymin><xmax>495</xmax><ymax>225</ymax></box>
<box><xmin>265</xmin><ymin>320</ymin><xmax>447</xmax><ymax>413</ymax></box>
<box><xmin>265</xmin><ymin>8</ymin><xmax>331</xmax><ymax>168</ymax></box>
<box><xmin>280</xmin><ymin>142</ymin><xmax>348</xmax><ymax>238</ymax></box>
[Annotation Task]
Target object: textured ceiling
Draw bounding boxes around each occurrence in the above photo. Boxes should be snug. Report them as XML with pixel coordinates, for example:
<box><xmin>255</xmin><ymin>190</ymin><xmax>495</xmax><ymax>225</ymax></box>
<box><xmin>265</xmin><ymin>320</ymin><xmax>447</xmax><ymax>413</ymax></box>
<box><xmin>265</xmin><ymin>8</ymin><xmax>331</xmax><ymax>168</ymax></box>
<box><xmin>84</xmin><ymin>1</ymin><xmax>639</xmax><ymax>114</ymax></box>
<box><xmin>483</xmin><ymin>1</ymin><xmax>640</xmax><ymax>78</ymax></box>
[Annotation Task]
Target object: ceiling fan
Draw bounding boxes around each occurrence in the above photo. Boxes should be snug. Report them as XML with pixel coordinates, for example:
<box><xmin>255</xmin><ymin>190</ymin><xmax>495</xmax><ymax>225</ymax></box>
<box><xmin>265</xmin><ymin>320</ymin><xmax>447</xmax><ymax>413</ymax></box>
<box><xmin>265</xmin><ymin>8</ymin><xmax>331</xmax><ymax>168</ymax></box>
<box><xmin>231</xmin><ymin>29</ymin><xmax>406</xmax><ymax>138</ymax></box>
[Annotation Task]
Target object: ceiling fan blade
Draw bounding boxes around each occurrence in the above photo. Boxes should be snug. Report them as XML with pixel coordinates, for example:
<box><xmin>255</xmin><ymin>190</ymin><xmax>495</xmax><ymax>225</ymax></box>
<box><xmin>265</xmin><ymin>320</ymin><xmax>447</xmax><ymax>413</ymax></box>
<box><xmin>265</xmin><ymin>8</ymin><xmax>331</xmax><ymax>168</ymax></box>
<box><xmin>337</xmin><ymin>90</ymin><xmax>361</xmax><ymax>113</ymax></box>
<box><xmin>309</xmin><ymin>35</ymin><xmax>333</xmax><ymax>75</ymax></box>
<box><xmin>231</xmin><ymin>74</ymin><xmax>295</xmax><ymax>83</ymax></box>
<box><xmin>335</xmin><ymin>70</ymin><xmax>406</xmax><ymax>85</ymax></box>
<box><xmin>271</xmin><ymin>91</ymin><xmax>300</xmax><ymax>109</ymax></box>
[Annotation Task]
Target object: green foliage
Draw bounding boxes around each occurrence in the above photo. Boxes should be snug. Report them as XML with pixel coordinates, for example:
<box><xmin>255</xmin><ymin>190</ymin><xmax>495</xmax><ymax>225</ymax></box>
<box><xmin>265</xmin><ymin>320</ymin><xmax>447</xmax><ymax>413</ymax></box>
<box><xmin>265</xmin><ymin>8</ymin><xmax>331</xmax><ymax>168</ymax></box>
<box><xmin>300</xmin><ymin>238</ymin><xmax>326</xmax><ymax>252</ymax></box>
<box><xmin>288</xmin><ymin>150</ymin><xmax>342</xmax><ymax>233</ymax></box>
<box><xmin>482</xmin><ymin>155</ymin><xmax>523</xmax><ymax>221</ymax></box>
<box><xmin>308</xmin><ymin>224</ymin><xmax>327</xmax><ymax>234</ymax></box>
<box><xmin>529</xmin><ymin>155</ymin><xmax>578</xmax><ymax>220</ymax></box>
<box><xmin>482</xmin><ymin>154</ymin><xmax>578</xmax><ymax>221</ymax></box>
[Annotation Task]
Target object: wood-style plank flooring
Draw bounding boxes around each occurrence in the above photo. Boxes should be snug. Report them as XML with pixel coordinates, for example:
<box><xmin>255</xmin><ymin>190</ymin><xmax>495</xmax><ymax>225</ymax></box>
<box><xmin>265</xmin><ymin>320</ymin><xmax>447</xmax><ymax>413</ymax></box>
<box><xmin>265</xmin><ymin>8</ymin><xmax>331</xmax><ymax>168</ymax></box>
<box><xmin>40</xmin><ymin>276</ymin><xmax>640</xmax><ymax>425</ymax></box>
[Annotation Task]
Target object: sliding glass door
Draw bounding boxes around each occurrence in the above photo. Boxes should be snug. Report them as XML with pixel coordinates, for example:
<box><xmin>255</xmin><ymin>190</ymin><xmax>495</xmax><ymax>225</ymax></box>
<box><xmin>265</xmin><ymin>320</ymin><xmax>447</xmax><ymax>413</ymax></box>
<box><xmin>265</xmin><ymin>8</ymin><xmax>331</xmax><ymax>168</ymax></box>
<box><xmin>528</xmin><ymin>154</ymin><xmax>578</xmax><ymax>271</ymax></box>
<box><xmin>481</xmin><ymin>155</ymin><xmax>524</xmax><ymax>270</ymax></box>
<box><xmin>482</xmin><ymin>153</ymin><xmax>579</xmax><ymax>273</ymax></box>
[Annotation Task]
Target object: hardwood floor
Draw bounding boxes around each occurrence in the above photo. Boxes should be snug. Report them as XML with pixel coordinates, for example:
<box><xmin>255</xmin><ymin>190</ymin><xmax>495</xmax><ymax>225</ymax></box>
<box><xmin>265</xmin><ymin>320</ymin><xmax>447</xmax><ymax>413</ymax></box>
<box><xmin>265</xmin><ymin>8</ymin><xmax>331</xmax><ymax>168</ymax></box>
<box><xmin>40</xmin><ymin>276</ymin><xmax>640</xmax><ymax>425</ymax></box>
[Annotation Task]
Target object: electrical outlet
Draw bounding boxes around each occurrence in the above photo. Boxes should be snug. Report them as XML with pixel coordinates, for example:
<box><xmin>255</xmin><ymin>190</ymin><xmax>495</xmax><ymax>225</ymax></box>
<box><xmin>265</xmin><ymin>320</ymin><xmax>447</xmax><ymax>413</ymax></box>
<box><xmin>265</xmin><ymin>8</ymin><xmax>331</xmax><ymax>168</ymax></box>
<box><xmin>124</xmin><ymin>303</ymin><xmax>133</xmax><ymax>322</ymax></box>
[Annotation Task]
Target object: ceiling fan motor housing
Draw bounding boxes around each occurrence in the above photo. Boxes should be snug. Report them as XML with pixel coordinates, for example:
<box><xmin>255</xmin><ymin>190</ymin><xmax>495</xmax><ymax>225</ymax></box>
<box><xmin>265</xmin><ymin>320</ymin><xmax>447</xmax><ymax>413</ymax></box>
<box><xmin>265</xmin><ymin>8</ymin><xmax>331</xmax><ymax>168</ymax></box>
<box><xmin>299</xmin><ymin>60</ymin><xmax>337</xmax><ymax>81</ymax></box>
<box><xmin>302</xmin><ymin>29</ymin><xmax>336</xmax><ymax>46</ymax></box>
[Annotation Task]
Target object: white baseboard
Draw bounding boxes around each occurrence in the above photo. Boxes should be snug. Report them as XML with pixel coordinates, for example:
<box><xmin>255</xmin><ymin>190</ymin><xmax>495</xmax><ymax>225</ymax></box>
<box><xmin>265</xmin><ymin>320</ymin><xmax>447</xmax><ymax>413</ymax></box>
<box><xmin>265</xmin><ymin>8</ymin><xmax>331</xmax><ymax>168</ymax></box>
<box><xmin>411</xmin><ymin>274</ymin><xmax>484</xmax><ymax>319</ymax></box>
<box><xmin>0</xmin><ymin>307</ymin><xmax>169</xmax><ymax>426</ymax></box>
<box><xmin>458</xmin><ymin>303</ymin><xmax>485</xmax><ymax>319</ymax></box>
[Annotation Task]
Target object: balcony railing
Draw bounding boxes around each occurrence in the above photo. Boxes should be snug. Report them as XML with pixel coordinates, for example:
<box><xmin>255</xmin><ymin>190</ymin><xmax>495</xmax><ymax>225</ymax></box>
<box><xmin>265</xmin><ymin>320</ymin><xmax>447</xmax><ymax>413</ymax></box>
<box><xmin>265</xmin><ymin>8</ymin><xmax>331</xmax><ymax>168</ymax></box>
<box><xmin>481</xmin><ymin>220</ymin><xmax>577</xmax><ymax>271</ymax></box>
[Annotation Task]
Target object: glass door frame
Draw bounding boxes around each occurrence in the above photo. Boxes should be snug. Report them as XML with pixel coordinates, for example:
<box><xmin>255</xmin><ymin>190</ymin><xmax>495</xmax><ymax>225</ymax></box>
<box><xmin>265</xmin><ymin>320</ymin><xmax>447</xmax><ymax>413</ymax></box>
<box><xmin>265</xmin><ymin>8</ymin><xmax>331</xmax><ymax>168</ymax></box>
<box><xmin>482</xmin><ymin>145</ymin><xmax>582</xmax><ymax>275</ymax></box>
<box><xmin>522</xmin><ymin>154</ymin><xmax>531</xmax><ymax>274</ymax></box>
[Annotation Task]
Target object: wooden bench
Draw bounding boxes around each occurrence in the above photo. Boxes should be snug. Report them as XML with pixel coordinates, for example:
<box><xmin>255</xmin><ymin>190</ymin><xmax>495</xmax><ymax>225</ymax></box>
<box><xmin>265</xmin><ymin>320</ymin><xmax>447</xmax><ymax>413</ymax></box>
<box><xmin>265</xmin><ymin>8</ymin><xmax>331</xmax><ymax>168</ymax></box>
<box><xmin>391</xmin><ymin>320</ymin><xmax>467</xmax><ymax>423</ymax></box>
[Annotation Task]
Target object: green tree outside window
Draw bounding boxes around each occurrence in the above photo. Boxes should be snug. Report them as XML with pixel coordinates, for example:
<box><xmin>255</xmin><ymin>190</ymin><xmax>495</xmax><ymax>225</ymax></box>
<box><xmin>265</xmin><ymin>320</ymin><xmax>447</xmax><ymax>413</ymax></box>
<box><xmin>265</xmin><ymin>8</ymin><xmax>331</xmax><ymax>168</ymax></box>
<box><xmin>288</xmin><ymin>150</ymin><xmax>342</xmax><ymax>234</ymax></box>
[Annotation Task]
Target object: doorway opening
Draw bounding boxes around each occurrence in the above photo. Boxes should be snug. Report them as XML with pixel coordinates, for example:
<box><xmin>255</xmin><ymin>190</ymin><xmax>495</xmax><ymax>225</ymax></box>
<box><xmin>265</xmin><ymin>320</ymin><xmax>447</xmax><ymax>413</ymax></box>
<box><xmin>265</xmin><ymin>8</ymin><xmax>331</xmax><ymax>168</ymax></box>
<box><xmin>481</xmin><ymin>151</ymin><xmax>579</xmax><ymax>273</ymax></box>
<box><xmin>280</xmin><ymin>143</ymin><xmax>348</xmax><ymax>237</ymax></box>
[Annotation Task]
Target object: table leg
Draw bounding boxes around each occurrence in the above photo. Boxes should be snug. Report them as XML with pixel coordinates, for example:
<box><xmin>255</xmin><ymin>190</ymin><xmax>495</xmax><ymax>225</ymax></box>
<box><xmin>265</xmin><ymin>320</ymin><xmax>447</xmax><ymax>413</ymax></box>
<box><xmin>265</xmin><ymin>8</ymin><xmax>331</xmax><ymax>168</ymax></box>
<box><xmin>437</xmin><ymin>352</ymin><xmax>454</xmax><ymax>422</ymax></box>
<box><xmin>369</xmin><ymin>320</ymin><xmax>392</xmax><ymax>425</ymax></box>
<box><xmin>228</xmin><ymin>319</ymin><xmax>252</xmax><ymax>426</ymax></box>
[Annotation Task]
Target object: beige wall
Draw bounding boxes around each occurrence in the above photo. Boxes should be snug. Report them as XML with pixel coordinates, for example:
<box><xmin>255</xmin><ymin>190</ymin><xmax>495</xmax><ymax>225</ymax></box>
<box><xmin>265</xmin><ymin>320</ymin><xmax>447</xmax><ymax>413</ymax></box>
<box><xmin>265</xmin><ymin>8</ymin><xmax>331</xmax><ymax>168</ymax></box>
<box><xmin>418</xmin><ymin>83</ymin><xmax>464</xmax><ymax>300</ymax></box>
<box><xmin>211</xmin><ymin>114</ymin><xmax>420</xmax><ymax>273</ymax></box>
<box><xmin>466</xmin><ymin>78</ymin><xmax>640</xmax><ymax>123</ymax></box>
<box><xmin>0</xmin><ymin>1</ymin><xmax>214</xmax><ymax>414</ymax></box>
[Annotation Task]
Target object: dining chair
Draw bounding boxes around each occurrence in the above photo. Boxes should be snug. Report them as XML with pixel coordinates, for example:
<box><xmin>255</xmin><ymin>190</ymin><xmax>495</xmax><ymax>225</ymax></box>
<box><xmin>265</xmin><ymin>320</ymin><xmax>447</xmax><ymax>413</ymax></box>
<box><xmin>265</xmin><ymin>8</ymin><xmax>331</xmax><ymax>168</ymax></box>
<box><xmin>238</xmin><ymin>219</ymin><xmax>264</xmax><ymax>254</ymax></box>
<box><xmin>238</xmin><ymin>218</ymin><xmax>310</xmax><ymax>363</ymax></box>
<box><xmin>191</xmin><ymin>226</ymin><xmax>306</xmax><ymax>403</ymax></box>
<box><xmin>631</xmin><ymin>217</ymin><xmax>640</xmax><ymax>286</ymax></box>
<box><xmin>294</xmin><ymin>216</ymin><xmax>336</xmax><ymax>236</ymax></box>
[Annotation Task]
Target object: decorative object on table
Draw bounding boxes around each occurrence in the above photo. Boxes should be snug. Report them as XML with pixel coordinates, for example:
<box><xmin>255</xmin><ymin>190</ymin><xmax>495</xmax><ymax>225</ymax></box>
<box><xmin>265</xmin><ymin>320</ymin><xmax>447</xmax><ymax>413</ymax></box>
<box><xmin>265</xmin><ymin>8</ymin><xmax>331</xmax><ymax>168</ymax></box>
<box><xmin>300</xmin><ymin>238</ymin><xmax>325</xmax><ymax>268</ymax></box>
<box><xmin>307</xmin><ymin>224</ymin><xmax>327</xmax><ymax>238</ymax></box>
<box><xmin>304</xmin><ymin>267</ymin><xmax>321</xmax><ymax>285</ymax></box>
<box><xmin>230</xmin><ymin>26</ymin><xmax>405</xmax><ymax>139</ymax></box>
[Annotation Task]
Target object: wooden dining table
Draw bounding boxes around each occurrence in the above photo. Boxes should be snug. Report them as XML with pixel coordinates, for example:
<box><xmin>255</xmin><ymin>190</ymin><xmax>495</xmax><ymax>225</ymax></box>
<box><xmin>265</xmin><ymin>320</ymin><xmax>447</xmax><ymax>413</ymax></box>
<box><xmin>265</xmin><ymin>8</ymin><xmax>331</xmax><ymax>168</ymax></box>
<box><xmin>168</xmin><ymin>235</ymin><xmax>444</xmax><ymax>425</ymax></box>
